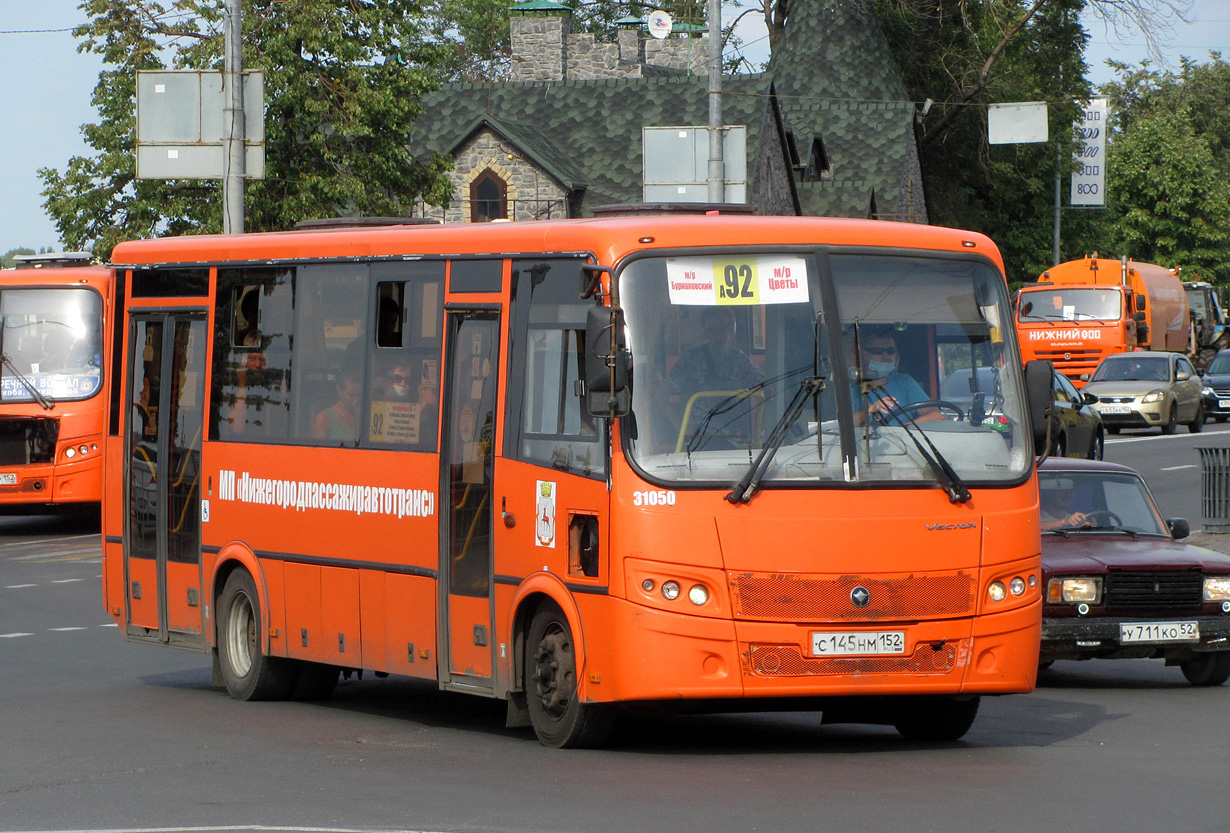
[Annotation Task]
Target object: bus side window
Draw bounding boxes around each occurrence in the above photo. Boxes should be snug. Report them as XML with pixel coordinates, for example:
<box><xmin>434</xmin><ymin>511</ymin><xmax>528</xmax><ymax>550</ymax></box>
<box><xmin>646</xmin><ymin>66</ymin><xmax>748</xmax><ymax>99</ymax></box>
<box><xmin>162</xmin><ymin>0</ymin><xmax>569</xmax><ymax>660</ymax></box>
<box><xmin>211</xmin><ymin>269</ymin><xmax>294</xmax><ymax>443</ymax></box>
<box><xmin>367</xmin><ymin>264</ymin><xmax>445</xmax><ymax>451</ymax></box>
<box><xmin>295</xmin><ymin>264</ymin><xmax>370</xmax><ymax>446</ymax></box>
<box><xmin>507</xmin><ymin>258</ymin><xmax>602</xmax><ymax>478</ymax></box>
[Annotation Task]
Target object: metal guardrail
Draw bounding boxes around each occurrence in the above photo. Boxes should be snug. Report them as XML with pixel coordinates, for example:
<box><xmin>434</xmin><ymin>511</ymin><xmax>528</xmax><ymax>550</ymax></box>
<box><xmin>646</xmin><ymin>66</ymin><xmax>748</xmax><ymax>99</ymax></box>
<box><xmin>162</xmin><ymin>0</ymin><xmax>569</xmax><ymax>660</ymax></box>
<box><xmin>1197</xmin><ymin>446</ymin><xmax>1230</xmax><ymax>533</ymax></box>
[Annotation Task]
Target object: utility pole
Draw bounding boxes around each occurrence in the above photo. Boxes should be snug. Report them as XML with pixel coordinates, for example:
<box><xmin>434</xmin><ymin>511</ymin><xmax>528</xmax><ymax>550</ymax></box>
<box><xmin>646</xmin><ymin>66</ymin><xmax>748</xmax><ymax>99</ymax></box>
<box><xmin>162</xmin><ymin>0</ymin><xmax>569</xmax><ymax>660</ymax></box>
<box><xmin>1053</xmin><ymin>142</ymin><xmax>1061</xmax><ymax>265</ymax></box>
<box><xmin>223</xmin><ymin>0</ymin><xmax>245</xmax><ymax>234</ymax></box>
<box><xmin>707</xmin><ymin>0</ymin><xmax>724</xmax><ymax>203</ymax></box>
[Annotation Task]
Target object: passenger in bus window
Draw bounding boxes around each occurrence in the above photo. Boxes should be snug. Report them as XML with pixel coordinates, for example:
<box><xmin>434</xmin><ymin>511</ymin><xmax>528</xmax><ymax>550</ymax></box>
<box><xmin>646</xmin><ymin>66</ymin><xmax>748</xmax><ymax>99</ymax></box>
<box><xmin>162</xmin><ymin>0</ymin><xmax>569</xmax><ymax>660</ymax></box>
<box><xmin>668</xmin><ymin>306</ymin><xmax>762</xmax><ymax>399</ymax></box>
<box><xmin>314</xmin><ymin>370</ymin><xmax>362</xmax><ymax>443</ymax></box>
<box><xmin>854</xmin><ymin>329</ymin><xmax>941</xmax><ymax>424</ymax></box>
<box><xmin>236</xmin><ymin>290</ymin><xmax>261</xmax><ymax>347</ymax></box>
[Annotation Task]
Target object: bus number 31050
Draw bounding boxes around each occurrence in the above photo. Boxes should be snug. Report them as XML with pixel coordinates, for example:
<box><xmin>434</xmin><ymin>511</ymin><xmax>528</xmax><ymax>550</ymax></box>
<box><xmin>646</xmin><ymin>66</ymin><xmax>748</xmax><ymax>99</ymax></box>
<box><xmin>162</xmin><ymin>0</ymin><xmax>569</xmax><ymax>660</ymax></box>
<box><xmin>632</xmin><ymin>490</ymin><xmax>677</xmax><ymax>507</ymax></box>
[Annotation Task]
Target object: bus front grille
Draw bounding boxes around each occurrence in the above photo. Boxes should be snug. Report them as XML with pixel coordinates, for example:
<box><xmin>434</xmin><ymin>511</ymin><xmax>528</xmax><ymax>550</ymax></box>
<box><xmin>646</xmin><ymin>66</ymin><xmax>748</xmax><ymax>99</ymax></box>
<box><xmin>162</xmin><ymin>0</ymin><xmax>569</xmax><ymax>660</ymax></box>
<box><xmin>729</xmin><ymin>570</ymin><xmax>976</xmax><ymax>622</ymax></box>
<box><xmin>0</xmin><ymin>417</ymin><xmax>59</xmax><ymax>466</ymax></box>
<box><xmin>743</xmin><ymin>639</ymin><xmax>969</xmax><ymax>677</ymax></box>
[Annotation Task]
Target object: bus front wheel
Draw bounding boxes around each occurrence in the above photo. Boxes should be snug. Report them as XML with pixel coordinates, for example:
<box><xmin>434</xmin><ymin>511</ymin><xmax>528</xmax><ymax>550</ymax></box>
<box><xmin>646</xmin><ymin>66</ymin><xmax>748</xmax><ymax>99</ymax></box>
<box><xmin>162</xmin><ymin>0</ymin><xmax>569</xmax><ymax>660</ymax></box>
<box><xmin>217</xmin><ymin>570</ymin><xmax>295</xmax><ymax>701</ymax></box>
<box><xmin>525</xmin><ymin>602</ymin><xmax>613</xmax><ymax>748</ymax></box>
<box><xmin>893</xmin><ymin>695</ymin><xmax>980</xmax><ymax>742</ymax></box>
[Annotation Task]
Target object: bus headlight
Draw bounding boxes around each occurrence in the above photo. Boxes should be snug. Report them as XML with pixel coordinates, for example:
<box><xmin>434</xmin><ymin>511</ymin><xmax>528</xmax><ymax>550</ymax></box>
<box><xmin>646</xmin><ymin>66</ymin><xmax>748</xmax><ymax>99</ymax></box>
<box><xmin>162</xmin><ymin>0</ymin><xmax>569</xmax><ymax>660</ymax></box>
<box><xmin>1047</xmin><ymin>577</ymin><xmax>1102</xmax><ymax>604</ymax></box>
<box><xmin>65</xmin><ymin>447</ymin><xmax>76</xmax><ymax>458</ymax></box>
<box><xmin>1009</xmin><ymin>577</ymin><xmax>1026</xmax><ymax>596</ymax></box>
<box><xmin>988</xmin><ymin>582</ymin><xmax>1006</xmax><ymax>602</ymax></box>
<box><xmin>688</xmin><ymin>584</ymin><xmax>709</xmax><ymax>606</ymax></box>
<box><xmin>661</xmin><ymin>581</ymin><xmax>680</xmax><ymax>601</ymax></box>
<box><xmin>1203</xmin><ymin>576</ymin><xmax>1230</xmax><ymax>602</ymax></box>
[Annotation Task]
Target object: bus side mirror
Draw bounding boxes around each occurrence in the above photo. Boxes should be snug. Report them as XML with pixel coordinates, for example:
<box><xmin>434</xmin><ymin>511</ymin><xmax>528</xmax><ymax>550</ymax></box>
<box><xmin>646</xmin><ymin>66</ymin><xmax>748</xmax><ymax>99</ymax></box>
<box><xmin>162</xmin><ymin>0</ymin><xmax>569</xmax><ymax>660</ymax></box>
<box><xmin>584</xmin><ymin>305</ymin><xmax>631</xmax><ymax>418</ymax></box>
<box><xmin>1134</xmin><ymin>310</ymin><xmax>1146</xmax><ymax>322</ymax></box>
<box><xmin>1024</xmin><ymin>359</ymin><xmax>1054</xmax><ymax>454</ymax></box>
<box><xmin>1136</xmin><ymin>295</ymin><xmax>1147</xmax><ymax>312</ymax></box>
<box><xmin>1020</xmin><ymin>300</ymin><xmax>1033</xmax><ymax>317</ymax></box>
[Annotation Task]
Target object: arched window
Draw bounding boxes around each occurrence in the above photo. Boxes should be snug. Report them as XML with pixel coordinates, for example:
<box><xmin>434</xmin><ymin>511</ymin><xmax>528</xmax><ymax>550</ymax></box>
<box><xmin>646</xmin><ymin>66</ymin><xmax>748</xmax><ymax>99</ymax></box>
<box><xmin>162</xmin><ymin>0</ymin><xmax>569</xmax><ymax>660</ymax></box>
<box><xmin>470</xmin><ymin>169</ymin><xmax>508</xmax><ymax>223</ymax></box>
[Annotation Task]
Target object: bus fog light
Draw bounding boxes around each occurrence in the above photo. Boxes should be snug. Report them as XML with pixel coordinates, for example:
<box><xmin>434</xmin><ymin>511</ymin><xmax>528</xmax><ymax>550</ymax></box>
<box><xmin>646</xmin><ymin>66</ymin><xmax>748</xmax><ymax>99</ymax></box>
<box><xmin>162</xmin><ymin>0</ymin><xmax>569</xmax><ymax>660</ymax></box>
<box><xmin>1010</xmin><ymin>577</ymin><xmax>1026</xmax><ymax>596</ymax></box>
<box><xmin>688</xmin><ymin>585</ymin><xmax>708</xmax><ymax>606</ymax></box>
<box><xmin>1203</xmin><ymin>577</ymin><xmax>1230</xmax><ymax>601</ymax></box>
<box><xmin>662</xmin><ymin>581</ymin><xmax>680</xmax><ymax>601</ymax></box>
<box><xmin>641</xmin><ymin>579</ymin><xmax>655</xmax><ymax>592</ymax></box>
<box><xmin>79</xmin><ymin>445</ymin><xmax>89</xmax><ymax>455</ymax></box>
<box><xmin>988</xmin><ymin>582</ymin><xmax>1006</xmax><ymax>602</ymax></box>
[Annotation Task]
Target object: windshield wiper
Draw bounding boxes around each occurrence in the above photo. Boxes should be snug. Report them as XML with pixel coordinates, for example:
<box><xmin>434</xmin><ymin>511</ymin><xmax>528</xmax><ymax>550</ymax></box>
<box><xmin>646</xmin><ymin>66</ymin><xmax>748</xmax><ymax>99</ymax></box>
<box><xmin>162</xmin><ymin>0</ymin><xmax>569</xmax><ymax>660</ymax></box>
<box><xmin>0</xmin><ymin>316</ymin><xmax>54</xmax><ymax>410</ymax></box>
<box><xmin>684</xmin><ymin>365</ymin><xmax>808</xmax><ymax>455</ymax></box>
<box><xmin>866</xmin><ymin>383</ymin><xmax>970</xmax><ymax>504</ymax></box>
<box><xmin>726</xmin><ymin>375</ymin><xmax>826</xmax><ymax>504</ymax></box>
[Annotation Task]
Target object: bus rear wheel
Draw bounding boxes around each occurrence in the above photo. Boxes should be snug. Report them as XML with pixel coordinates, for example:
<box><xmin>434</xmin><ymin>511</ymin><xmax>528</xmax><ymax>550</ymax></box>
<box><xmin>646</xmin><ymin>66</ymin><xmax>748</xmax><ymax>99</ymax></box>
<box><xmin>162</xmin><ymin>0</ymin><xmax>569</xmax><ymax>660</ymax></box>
<box><xmin>525</xmin><ymin>602</ymin><xmax>613</xmax><ymax>748</ymax></box>
<box><xmin>893</xmin><ymin>696</ymin><xmax>980</xmax><ymax>742</ymax></box>
<box><xmin>217</xmin><ymin>570</ymin><xmax>295</xmax><ymax>701</ymax></box>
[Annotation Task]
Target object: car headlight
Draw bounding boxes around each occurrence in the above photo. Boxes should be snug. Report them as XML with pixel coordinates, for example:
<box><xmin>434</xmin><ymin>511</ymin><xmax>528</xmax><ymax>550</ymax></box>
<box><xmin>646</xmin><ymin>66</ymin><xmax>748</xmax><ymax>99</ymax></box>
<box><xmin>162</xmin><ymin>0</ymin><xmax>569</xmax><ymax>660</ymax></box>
<box><xmin>1141</xmin><ymin>390</ymin><xmax>1165</xmax><ymax>403</ymax></box>
<box><xmin>1047</xmin><ymin>577</ymin><xmax>1102</xmax><ymax>604</ymax></box>
<box><xmin>1204</xmin><ymin>576</ymin><xmax>1230</xmax><ymax>602</ymax></box>
<box><xmin>1204</xmin><ymin>386</ymin><xmax>1215</xmax><ymax>396</ymax></box>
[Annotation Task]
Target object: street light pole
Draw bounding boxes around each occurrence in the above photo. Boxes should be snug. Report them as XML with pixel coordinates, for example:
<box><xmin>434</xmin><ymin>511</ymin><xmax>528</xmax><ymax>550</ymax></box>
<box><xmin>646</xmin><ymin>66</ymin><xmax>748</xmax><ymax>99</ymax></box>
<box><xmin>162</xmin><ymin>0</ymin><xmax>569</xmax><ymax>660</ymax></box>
<box><xmin>223</xmin><ymin>0</ymin><xmax>245</xmax><ymax>234</ymax></box>
<box><xmin>707</xmin><ymin>0</ymin><xmax>724</xmax><ymax>203</ymax></box>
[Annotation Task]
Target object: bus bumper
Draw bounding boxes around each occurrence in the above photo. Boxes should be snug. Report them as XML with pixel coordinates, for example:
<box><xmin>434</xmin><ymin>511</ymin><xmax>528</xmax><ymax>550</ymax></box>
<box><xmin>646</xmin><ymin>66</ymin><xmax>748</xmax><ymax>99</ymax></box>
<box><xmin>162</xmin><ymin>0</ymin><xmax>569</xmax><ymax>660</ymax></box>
<box><xmin>598</xmin><ymin>597</ymin><xmax>1039</xmax><ymax>703</ymax></box>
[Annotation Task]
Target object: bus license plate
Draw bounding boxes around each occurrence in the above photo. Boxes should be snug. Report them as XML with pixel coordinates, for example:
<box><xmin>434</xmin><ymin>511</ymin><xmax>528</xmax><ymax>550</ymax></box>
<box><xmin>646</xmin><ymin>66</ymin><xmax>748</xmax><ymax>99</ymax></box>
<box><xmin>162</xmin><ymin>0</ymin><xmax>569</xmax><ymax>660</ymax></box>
<box><xmin>0</xmin><ymin>473</ymin><xmax>15</xmax><ymax>485</ymax></box>
<box><xmin>1098</xmin><ymin>405</ymin><xmax>1131</xmax><ymax>414</ymax></box>
<box><xmin>811</xmin><ymin>631</ymin><xmax>906</xmax><ymax>656</ymax></box>
<box><xmin>1120</xmin><ymin>621</ymin><xmax>1199</xmax><ymax>644</ymax></box>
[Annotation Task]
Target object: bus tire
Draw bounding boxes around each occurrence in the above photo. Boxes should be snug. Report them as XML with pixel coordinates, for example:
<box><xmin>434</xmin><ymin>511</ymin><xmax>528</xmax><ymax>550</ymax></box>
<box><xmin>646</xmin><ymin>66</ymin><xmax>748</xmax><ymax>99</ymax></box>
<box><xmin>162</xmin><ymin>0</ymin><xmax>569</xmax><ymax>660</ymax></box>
<box><xmin>217</xmin><ymin>570</ymin><xmax>295</xmax><ymax>701</ymax></box>
<box><xmin>525</xmin><ymin>601</ymin><xmax>613</xmax><ymax>748</ymax></box>
<box><xmin>290</xmin><ymin>662</ymin><xmax>340</xmax><ymax>700</ymax></box>
<box><xmin>893</xmin><ymin>696</ymin><xmax>979</xmax><ymax>742</ymax></box>
<box><xmin>1179</xmin><ymin>652</ymin><xmax>1230</xmax><ymax>686</ymax></box>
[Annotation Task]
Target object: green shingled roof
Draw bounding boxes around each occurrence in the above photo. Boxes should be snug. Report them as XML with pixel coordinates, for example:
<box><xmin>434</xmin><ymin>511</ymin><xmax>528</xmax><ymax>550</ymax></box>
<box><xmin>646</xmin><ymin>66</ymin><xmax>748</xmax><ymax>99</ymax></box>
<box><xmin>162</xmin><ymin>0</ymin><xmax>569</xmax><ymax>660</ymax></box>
<box><xmin>412</xmin><ymin>0</ymin><xmax>922</xmax><ymax>220</ymax></box>
<box><xmin>412</xmin><ymin>75</ymin><xmax>779</xmax><ymax>214</ymax></box>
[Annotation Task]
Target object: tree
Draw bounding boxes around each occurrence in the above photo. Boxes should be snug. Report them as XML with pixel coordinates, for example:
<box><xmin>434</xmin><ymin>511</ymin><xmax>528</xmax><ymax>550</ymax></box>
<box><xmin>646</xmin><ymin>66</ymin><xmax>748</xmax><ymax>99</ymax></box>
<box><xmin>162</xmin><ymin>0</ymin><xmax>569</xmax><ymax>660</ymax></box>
<box><xmin>1069</xmin><ymin>56</ymin><xmax>1230</xmax><ymax>284</ymax></box>
<box><xmin>40</xmin><ymin>0</ymin><xmax>454</xmax><ymax>260</ymax></box>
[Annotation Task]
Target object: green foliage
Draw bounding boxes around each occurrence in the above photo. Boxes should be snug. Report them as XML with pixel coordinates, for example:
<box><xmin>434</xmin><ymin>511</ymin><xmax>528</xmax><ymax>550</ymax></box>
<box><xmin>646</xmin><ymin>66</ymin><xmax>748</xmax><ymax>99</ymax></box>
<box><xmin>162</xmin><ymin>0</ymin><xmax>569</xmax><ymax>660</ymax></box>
<box><xmin>2</xmin><ymin>248</ymin><xmax>37</xmax><ymax>269</ymax></box>
<box><xmin>40</xmin><ymin>0</ymin><xmax>454</xmax><ymax>260</ymax></box>
<box><xmin>1069</xmin><ymin>56</ymin><xmax>1230</xmax><ymax>284</ymax></box>
<box><xmin>875</xmin><ymin>0</ymin><xmax>1092</xmax><ymax>284</ymax></box>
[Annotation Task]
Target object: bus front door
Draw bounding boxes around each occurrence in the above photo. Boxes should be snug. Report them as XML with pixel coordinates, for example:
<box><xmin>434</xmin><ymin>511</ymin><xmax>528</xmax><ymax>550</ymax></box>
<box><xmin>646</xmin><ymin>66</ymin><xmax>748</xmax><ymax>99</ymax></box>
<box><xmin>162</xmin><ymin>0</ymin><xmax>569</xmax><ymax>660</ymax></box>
<box><xmin>440</xmin><ymin>310</ymin><xmax>499</xmax><ymax>691</ymax></box>
<box><xmin>123</xmin><ymin>313</ymin><xmax>207</xmax><ymax>648</ymax></box>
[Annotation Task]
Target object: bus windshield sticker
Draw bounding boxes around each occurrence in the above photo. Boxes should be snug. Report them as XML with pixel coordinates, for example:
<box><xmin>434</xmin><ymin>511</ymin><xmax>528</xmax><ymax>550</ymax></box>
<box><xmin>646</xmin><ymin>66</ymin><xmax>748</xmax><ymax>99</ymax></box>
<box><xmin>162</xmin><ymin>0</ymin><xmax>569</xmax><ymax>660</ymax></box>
<box><xmin>666</xmin><ymin>256</ymin><xmax>809</xmax><ymax>306</ymax></box>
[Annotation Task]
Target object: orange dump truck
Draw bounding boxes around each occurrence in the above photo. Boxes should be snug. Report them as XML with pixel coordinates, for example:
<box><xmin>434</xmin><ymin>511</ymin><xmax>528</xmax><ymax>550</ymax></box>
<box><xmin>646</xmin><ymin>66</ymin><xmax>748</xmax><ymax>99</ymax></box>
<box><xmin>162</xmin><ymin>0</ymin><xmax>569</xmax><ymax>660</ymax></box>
<box><xmin>1016</xmin><ymin>256</ymin><xmax>1189</xmax><ymax>386</ymax></box>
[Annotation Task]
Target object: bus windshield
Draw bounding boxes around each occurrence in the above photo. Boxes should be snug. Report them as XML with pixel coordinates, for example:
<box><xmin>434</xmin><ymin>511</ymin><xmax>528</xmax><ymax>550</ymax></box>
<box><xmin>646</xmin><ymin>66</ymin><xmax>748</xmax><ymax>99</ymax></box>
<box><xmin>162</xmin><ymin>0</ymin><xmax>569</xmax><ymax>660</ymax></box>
<box><xmin>0</xmin><ymin>287</ymin><xmax>103</xmax><ymax>402</ymax></box>
<box><xmin>621</xmin><ymin>251</ymin><xmax>1029</xmax><ymax>488</ymax></box>
<box><xmin>1018</xmin><ymin>287</ymin><xmax>1122</xmax><ymax>322</ymax></box>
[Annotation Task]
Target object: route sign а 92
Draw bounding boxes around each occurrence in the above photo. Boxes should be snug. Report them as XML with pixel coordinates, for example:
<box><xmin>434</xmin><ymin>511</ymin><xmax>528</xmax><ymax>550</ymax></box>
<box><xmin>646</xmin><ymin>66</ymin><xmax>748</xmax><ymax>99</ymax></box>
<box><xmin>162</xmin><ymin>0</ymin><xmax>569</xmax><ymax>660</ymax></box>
<box><xmin>665</xmin><ymin>255</ymin><xmax>809</xmax><ymax>306</ymax></box>
<box><xmin>1071</xmin><ymin>98</ymin><xmax>1108</xmax><ymax>207</ymax></box>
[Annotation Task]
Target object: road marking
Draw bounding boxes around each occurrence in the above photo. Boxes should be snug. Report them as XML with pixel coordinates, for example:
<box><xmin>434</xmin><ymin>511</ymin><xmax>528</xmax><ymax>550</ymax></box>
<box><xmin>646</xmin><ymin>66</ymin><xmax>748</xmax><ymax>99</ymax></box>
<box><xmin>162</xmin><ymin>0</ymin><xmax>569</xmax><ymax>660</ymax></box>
<box><xmin>0</xmin><ymin>633</ymin><xmax>33</xmax><ymax>638</ymax></box>
<box><xmin>101</xmin><ymin>623</ymin><xmax>118</xmax><ymax>628</ymax></box>
<box><xmin>1161</xmin><ymin>464</ymin><xmax>1198</xmax><ymax>471</ymax></box>
<box><xmin>51</xmin><ymin>578</ymin><xmax>86</xmax><ymax>584</ymax></box>
<box><xmin>48</xmin><ymin>627</ymin><xmax>87</xmax><ymax>632</ymax></box>
<box><xmin>0</xmin><ymin>827</ymin><xmax>452</xmax><ymax>833</ymax></box>
<box><xmin>4</xmin><ymin>584</ymin><xmax>36</xmax><ymax>589</ymax></box>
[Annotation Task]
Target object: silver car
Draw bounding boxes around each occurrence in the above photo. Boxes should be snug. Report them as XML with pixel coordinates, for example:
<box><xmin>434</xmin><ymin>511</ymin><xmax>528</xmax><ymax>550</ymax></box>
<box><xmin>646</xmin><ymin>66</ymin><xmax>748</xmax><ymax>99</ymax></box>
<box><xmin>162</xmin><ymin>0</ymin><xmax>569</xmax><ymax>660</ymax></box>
<box><xmin>1083</xmin><ymin>352</ymin><xmax>1204</xmax><ymax>434</ymax></box>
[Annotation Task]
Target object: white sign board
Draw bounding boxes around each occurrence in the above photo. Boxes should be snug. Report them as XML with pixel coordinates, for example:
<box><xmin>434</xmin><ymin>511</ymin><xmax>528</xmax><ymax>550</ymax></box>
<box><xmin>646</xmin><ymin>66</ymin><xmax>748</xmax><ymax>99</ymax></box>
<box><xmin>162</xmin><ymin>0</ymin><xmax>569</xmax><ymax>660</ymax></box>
<box><xmin>1070</xmin><ymin>98</ymin><xmax>1108</xmax><ymax>206</ymax></box>
<box><xmin>988</xmin><ymin>102</ymin><xmax>1049</xmax><ymax>144</ymax></box>
<box><xmin>136</xmin><ymin>70</ymin><xmax>265</xmax><ymax>180</ymax></box>
<box><xmin>665</xmin><ymin>256</ymin><xmax>809</xmax><ymax>306</ymax></box>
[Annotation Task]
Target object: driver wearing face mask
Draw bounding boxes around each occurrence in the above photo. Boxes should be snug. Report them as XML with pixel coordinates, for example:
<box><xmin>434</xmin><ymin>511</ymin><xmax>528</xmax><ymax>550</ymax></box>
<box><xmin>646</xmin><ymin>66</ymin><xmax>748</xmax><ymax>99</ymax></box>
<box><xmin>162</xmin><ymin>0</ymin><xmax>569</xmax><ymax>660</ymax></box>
<box><xmin>853</xmin><ymin>330</ymin><xmax>941</xmax><ymax>424</ymax></box>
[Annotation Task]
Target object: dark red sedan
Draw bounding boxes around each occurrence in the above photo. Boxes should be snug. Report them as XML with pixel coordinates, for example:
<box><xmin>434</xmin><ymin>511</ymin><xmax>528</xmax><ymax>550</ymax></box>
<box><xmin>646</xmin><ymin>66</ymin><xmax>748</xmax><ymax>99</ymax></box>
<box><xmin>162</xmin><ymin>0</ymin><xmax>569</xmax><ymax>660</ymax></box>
<box><xmin>1039</xmin><ymin>457</ymin><xmax>1230</xmax><ymax>684</ymax></box>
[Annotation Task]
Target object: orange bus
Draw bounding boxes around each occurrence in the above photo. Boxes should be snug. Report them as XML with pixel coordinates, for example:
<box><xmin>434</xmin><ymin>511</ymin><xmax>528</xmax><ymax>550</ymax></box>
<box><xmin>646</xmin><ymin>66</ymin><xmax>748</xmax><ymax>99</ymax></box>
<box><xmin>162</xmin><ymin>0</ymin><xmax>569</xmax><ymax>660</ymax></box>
<box><xmin>0</xmin><ymin>253</ymin><xmax>111</xmax><ymax>510</ymax></box>
<box><xmin>102</xmin><ymin>215</ymin><xmax>1051</xmax><ymax>746</ymax></box>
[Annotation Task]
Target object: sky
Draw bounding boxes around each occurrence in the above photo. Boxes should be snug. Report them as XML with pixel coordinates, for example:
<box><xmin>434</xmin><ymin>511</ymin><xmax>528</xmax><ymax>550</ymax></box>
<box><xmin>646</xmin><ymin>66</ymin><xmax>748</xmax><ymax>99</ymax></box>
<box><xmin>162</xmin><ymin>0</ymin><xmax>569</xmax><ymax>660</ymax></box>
<box><xmin>1</xmin><ymin>1</ymin><xmax>1227</xmax><ymax>256</ymax></box>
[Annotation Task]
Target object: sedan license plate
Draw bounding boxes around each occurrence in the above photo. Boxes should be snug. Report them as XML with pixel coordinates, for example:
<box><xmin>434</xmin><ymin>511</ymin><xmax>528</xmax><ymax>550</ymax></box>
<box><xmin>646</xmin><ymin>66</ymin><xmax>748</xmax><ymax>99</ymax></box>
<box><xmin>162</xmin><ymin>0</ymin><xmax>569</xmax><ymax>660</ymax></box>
<box><xmin>811</xmin><ymin>630</ymin><xmax>906</xmax><ymax>656</ymax></box>
<box><xmin>0</xmin><ymin>473</ymin><xmax>15</xmax><ymax>486</ymax></box>
<box><xmin>1120</xmin><ymin>621</ymin><xmax>1199</xmax><ymax>644</ymax></box>
<box><xmin>1098</xmin><ymin>405</ymin><xmax>1131</xmax><ymax>414</ymax></box>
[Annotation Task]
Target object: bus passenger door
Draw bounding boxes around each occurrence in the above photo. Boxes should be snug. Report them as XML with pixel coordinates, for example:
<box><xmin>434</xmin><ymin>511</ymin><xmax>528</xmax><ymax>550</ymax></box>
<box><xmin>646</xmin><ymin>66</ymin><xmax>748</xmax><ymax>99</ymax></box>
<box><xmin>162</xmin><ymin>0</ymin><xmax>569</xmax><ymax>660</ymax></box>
<box><xmin>123</xmin><ymin>313</ymin><xmax>207</xmax><ymax>648</ymax></box>
<box><xmin>440</xmin><ymin>310</ymin><xmax>499</xmax><ymax>691</ymax></box>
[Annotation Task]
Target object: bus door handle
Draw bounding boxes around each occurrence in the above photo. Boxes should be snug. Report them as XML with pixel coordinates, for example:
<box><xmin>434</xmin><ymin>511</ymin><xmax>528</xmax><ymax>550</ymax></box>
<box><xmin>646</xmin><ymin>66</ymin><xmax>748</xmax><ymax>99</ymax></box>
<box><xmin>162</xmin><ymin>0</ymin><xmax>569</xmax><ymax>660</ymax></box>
<box><xmin>501</xmin><ymin>496</ymin><xmax>516</xmax><ymax>528</ymax></box>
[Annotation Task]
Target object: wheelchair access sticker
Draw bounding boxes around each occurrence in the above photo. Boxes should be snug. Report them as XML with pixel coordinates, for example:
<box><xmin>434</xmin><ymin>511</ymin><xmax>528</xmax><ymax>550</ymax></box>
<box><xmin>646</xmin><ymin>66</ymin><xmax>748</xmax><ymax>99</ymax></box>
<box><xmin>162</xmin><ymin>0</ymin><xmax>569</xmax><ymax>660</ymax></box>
<box><xmin>666</xmin><ymin>256</ymin><xmax>809</xmax><ymax>306</ymax></box>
